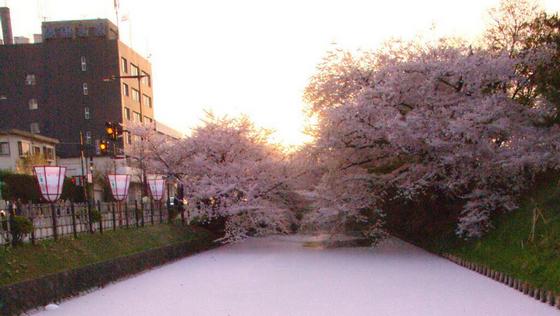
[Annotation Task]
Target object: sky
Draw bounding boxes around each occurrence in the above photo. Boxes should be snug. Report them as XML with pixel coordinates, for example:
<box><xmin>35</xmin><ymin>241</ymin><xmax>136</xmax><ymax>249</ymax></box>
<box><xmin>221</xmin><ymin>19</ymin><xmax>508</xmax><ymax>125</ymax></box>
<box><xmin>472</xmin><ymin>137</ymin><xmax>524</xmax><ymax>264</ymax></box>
<box><xmin>4</xmin><ymin>0</ymin><xmax>560</xmax><ymax>146</ymax></box>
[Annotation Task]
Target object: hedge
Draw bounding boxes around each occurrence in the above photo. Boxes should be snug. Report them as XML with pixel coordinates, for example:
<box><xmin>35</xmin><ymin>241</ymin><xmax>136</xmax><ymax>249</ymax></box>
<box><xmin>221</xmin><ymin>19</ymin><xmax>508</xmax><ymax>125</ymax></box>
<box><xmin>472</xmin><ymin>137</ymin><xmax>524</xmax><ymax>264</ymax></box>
<box><xmin>0</xmin><ymin>171</ymin><xmax>84</xmax><ymax>203</ymax></box>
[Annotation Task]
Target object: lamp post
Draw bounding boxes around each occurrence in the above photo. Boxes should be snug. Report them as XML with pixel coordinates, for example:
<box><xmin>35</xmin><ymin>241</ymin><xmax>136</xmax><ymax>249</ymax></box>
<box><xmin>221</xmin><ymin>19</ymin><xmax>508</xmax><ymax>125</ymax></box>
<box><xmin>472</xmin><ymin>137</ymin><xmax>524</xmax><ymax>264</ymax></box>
<box><xmin>33</xmin><ymin>166</ymin><xmax>66</xmax><ymax>240</ymax></box>
<box><xmin>147</xmin><ymin>174</ymin><xmax>165</xmax><ymax>224</ymax></box>
<box><xmin>107</xmin><ymin>173</ymin><xmax>130</xmax><ymax>227</ymax></box>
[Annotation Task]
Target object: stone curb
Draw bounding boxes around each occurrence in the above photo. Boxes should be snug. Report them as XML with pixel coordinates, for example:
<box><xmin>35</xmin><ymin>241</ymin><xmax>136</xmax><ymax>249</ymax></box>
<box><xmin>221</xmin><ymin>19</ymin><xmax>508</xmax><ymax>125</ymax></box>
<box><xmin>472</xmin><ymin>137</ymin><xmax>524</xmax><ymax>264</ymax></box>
<box><xmin>443</xmin><ymin>254</ymin><xmax>559</xmax><ymax>309</ymax></box>
<box><xmin>0</xmin><ymin>235</ymin><xmax>218</xmax><ymax>316</ymax></box>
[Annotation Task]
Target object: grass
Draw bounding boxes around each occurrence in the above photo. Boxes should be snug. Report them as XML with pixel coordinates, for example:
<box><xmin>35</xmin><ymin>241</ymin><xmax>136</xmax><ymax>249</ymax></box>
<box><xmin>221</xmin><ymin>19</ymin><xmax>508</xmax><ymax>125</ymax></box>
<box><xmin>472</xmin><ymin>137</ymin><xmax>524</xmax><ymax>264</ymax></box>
<box><xmin>427</xmin><ymin>177</ymin><xmax>560</xmax><ymax>292</ymax></box>
<box><xmin>0</xmin><ymin>224</ymin><xmax>212</xmax><ymax>286</ymax></box>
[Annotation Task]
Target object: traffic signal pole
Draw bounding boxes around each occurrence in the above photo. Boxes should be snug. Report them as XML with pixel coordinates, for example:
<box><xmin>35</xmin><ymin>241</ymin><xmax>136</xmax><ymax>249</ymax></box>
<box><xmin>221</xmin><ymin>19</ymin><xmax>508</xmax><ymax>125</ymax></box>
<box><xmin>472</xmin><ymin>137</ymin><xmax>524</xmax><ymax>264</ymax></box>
<box><xmin>79</xmin><ymin>131</ymin><xmax>89</xmax><ymax>203</ymax></box>
<box><xmin>102</xmin><ymin>74</ymin><xmax>149</xmax><ymax>208</ymax></box>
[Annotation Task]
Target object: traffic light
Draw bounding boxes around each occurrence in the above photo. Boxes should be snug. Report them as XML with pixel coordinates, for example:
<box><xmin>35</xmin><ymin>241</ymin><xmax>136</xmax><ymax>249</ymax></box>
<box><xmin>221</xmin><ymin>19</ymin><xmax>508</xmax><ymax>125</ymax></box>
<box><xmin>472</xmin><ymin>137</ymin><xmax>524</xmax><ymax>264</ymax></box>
<box><xmin>99</xmin><ymin>140</ymin><xmax>109</xmax><ymax>154</ymax></box>
<box><xmin>105</xmin><ymin>122</ymin><xmax>117</xmax><ymax>140</ymax></box>
<box><xmin>105</xmin><ymin>122</ymin><xmax>123</xmax><ymax>140</ymax></box>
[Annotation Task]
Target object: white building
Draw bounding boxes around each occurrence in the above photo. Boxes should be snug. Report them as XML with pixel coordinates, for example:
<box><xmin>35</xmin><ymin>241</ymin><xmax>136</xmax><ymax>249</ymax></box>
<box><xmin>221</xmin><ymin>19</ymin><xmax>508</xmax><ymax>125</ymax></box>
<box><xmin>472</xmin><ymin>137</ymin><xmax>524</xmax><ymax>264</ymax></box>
<box><xmin>0</xmin><ymin>129</ymin><xmax>58</xmax><ymax>173</ymax></box>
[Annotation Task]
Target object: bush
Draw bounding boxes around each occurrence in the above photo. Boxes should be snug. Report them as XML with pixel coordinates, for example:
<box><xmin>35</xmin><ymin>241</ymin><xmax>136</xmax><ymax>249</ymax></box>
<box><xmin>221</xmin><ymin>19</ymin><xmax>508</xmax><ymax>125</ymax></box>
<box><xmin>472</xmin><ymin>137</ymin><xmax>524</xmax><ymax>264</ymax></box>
<box><xmin>90</xmin><ymin>209</ymin><xmax>102</xmax><ymax>223</ymax></box>
<box><xmin>0</xmin><ymin>173</ymin><xmax>40</xmax><ymax>202</ymax></box>
<box><xmin>0</xmin><ymin>172</ymin><xmax>84</xmax><ymax>203</ymax></box>
<box><xmin>167</xmin><ymin>207</ymin><xmax>178</xmax><ymax>223</ymax></box>
<box><xmin>9</xmin><ymin>216</ymin><xmax>33</xmax><ymax>245</ymax></box>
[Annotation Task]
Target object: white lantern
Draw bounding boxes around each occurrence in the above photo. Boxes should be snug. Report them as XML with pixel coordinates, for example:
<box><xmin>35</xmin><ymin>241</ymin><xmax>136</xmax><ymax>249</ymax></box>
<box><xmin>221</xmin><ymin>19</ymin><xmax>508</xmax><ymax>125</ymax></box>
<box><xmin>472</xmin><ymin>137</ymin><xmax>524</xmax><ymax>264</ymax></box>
<box><xmin>33</xmin><ymin>166</ymin><xmax>66</xmax><ymax>203</ymax></box>
<box><xmin>147</xmin><ymin>175</ymin><xmax>165</xmax><ymax>201</ymax></box>
<box><xmin>107</xmin><ymin>174</ymin><xmax>130</xmax><ymax>201</ymax></box>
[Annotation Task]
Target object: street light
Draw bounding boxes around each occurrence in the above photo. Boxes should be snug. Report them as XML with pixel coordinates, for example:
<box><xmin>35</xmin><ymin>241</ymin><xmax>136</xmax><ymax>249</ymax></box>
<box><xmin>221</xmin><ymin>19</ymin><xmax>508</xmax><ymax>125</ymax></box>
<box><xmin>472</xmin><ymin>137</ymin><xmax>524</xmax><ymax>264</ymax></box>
<box><xmin>33</xmin><ymin>165</ymin><xmax>66</xmax><ymax>240</ymax></box>
<box><xmin>107</xmin><ymin>173</ymin><xmax>131</xmax><ymax>226</ymax></box>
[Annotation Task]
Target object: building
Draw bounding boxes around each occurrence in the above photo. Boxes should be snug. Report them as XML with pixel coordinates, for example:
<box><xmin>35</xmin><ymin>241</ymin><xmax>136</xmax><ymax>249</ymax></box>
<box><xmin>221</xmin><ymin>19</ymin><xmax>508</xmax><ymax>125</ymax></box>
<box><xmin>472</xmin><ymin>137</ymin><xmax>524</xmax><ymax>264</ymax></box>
<box><xmin>0</xmin><ymin>129</ymin><xmax>58</xmax><ymax>173</ymax></box>
<box><xmin>0</xmin><ymin>14</ymin><xmax>161</xmax><ymax>159</ymax></box>
<box><xmin>0</xmin><ymin>9</ymin><xmax>182</xmax><ymax>200</ymax></box>
<box><xmin>13</xmin><ymin>36</ymin><xmax>30</xmax><ymax>44</ymax></box>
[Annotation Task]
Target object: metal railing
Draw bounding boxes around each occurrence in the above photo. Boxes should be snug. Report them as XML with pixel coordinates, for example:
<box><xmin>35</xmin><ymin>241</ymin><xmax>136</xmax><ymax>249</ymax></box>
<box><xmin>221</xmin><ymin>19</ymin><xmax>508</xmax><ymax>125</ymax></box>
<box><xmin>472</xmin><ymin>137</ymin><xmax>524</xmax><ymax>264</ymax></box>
<box><xmin>0</xmin><ymin>200</ymin><xmax>178</xmax><ymax>246</ymax></box>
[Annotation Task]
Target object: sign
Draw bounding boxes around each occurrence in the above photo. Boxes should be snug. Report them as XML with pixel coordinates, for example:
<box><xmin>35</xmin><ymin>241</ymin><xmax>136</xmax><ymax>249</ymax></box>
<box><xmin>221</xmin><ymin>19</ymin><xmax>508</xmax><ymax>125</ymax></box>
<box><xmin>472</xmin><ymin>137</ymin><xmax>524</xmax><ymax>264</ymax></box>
<box><xmin>72</xmin><ymin>176</ymin><xmax>83</xmax><ymax>186</ymax></box>
<box><xmin>87</xmin><ymin>173</ymin><xmax>93</xmax><ymax>184</ymax></box>
<box><xmin>107</xmin><ymin>174</ymin><xmax>130</xmax><ymax>201</ymax></box>
<box><xmin>147</xmin><ymin>175</ymin><xmax>165</xmax><ymax>201</ymax></box>
<box><xmin>33</xmin><ymin>166</ymin><xmax>66</xmax><ymax>202</ymax></box>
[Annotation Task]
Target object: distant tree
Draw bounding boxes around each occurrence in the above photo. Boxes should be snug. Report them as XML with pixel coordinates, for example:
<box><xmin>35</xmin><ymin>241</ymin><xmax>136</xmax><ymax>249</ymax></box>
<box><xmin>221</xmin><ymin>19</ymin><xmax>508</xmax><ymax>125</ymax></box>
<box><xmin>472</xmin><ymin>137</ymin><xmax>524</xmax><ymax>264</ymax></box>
<box><xmin>16</xmin><ymin>153</ymin><xmax>48</xmax><ymax>175</ymax></box>
<box><xmin>481</xmin><ymin>0</ymin><xmax>559</xmax><ymax>120</ymax></box>
<box><xmin>524</xmin><ymin>12</ymin><xmax>560</xmax><ymax>124</ymax></box>
<box><xmin>132</xmin><ymin>114</ymin><xmax>296</xmax><ymax>242</ymax></box>
<box><xmin>482</xmin><ymin>0</ymin><xmax>541</xmax><ymax>57</ymax></box>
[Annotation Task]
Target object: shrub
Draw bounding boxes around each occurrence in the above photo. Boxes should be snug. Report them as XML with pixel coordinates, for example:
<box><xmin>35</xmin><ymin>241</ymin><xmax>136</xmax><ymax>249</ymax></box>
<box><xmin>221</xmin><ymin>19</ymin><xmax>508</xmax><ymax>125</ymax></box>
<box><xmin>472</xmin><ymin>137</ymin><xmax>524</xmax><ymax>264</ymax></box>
<box><xmin>9</xmin><ymin>216</ymin><xmax>33</xmax><ymax>245</ymax></box>
<box><xmin>167</xmin><ymin>207</ymin><xmax>178</xmax><ymax>223</ymax></box>
<box><xmin>90</xmin><ymin>209</ymin><xmax>102</xmax><ymax>223</ymax></box>
<box><xmin>0</xmin><ymin>172</ymin><xmax>83</xmax><ymax>203</ymax></box>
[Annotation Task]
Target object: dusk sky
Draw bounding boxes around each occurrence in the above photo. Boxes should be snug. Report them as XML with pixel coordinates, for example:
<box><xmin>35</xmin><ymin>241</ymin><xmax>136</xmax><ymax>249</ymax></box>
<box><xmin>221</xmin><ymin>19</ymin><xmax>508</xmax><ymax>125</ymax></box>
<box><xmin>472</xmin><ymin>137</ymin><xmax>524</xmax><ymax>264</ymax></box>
<box><xmin>5</xmin><ymin>0</ymin><xmax>560</xmax><ymax>145</ymax></box>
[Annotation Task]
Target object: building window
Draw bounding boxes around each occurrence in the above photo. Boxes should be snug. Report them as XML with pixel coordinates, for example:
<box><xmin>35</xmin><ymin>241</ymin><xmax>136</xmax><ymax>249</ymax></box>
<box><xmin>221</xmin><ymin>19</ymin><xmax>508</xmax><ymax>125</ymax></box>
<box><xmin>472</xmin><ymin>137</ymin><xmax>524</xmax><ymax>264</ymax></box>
<box><xmin>33</xmin><ymin>146</ymin><xmax>41</xmax><ymax>156</ymax></box>
<box><xmin>131</xmin><ymin>64</ymin><xmax>139</xmax><ymax>76</ymax></box>
<box><xmin>124</xmin><ymin>107</ymin><xmax>131</xmax><ymax>120</ymax></box>
<box><xmin>84</xmin><ymin>107</ymin><xmax>90</xmax><ymax>120</ymax></box>
<box><xmin>133</xmin><ymin>111</ymin><xmax>142</xmax><ymax>122</ymax></box>
<box><xmin>81</xmin><ymin>56</ymin><xmax>87</xmax><ymax>71</ymax></box>
<box><xmin>144</xmin><ymin>116</ymin><xmax>153</xmax><ymax>124</ymax></box>
<box><xmin>82</xmin><ymin>83</ymin><xmax>88</xmax><ymax>95</ymax></box>
<box><xmin>132</xmin><ymin>88</ymin><xmax>140</xmax><ymax>101</ymax></box>
<box><xmin>126</xmin><ymin>132</ymin><xmax>132</xmax><ymax>144</ymax></box>
<box><xmin>121</xmin><ymin>57</ymin><xmax>128</xmax><ymax>73</ymax></box>
<box><xmin>44</xmin><ymin>147</ymin><xmax>55</xmax><ymax>160</ymax></box>
<box><xmin>17</xmin><ymin>141</ymin><xmax>31</xmax><ymax>156</ymax></box>
<box><xmin>85</xmin><ymin>131</ymin><xmax>92</xmax><ymax>144</ymax></box>
<box><xmin>28</xmin><ymin>98</ymin><xmax>38</xmax><ymax>110</ymax></box>
<box><xmin>30</xmin><ymin>122</ymin><xmax>40</xmax><ymax>134</ymax></box>
<box><xmin>0</xmin><ymin>142</ymin><xmax>9</xmax><ymax>156</ymax></box>
<box><xmin>123</xmin><ymin>83</ymin><xmax>129</xmax><ymax>96</ymax></box>
<box><xmin>141</xmin><ymin>71</ymin><xmax>151</xmax><ymax>86</ymax></box>
<box><xmin>143</xmin><ymin>94</ymin><xmax>151</xmax><ymax>108</ymax></box>
<box><xmin>25</xmin><ymin>74</ymin><xmax>36</xmax><ymax>85</ymax></box>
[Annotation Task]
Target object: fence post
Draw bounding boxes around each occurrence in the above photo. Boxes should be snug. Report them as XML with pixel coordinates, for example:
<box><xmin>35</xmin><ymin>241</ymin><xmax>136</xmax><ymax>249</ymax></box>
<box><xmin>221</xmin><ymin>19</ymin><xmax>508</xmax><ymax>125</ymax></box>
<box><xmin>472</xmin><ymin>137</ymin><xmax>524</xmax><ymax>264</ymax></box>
<box><xmin>124</xmin><ymin>202</ymin><xmax>130</xmax><ymax>229</ymax></box>
<box><xmin>150</xmin><ymin>199</ymin><xmax>154</xmax><ymax>225</ymax></box>
<box><xmin>112</xmin><ymin>202</ymin><xmax>117</xmax><ymax>231</ymax></box>
<box><xmin>180</xmin><ymin>204</ymin><xmax>185</xmax><ymax>226</ymax></box>
<box><xmin>167</xmin><ymin>198</ymin><xmax>173</xmax><ymax>224</ymax></box>
<box><xmin>51</xmin><ymin>203</ymin><xmax>58</xmax><ymax>240</ymax></box>
<box><xmin>29</xmin><ymin>203</ymin><xmax>36</xmax><ymax>245</ymax></box>
<box><xmin>134</xmin><ymin>200</ymin><xmax>140</xmax><ymax>228</ymax></box>
<box><xmin>7</xmin><ymin>202</ymin><xmax>15</xmax><ymax>246</ymax></box>
<box><xmin>6</xmin><ymin>211</ymin><xmax>12</xmax><ymax>246</ymax></box>
<box><xmin>87</xmin><ymin>200</ymin><xmax>94</xmax><ymax>234</ymax></box>
<box><xmin>141</xmin><ymin>200</ymin><xmax>145</xmax><ymax>227</ymax></box>
<box><xmin>70</xmin><ymin>202</ymin><xmax>78</xmax><ymax>238</ymax></box>
<box><xmin>97</xmin><ymin>200</ymin><xmax>103</xmax><ymax>234</ymax></box>
<box><xmin>159</xmin><ymin>201</ymin><xmax>163</xmax><ymax>224</ymax></box>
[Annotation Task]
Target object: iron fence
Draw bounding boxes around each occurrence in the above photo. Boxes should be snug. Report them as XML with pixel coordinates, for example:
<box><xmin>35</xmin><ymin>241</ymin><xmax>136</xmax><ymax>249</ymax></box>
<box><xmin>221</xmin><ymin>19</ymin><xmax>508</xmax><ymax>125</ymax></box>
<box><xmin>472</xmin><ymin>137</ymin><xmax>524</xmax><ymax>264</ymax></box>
<box><xmin>0</xmin><ymin>200</ymin><xmax>180</xmax><ymax>246</ymax></box>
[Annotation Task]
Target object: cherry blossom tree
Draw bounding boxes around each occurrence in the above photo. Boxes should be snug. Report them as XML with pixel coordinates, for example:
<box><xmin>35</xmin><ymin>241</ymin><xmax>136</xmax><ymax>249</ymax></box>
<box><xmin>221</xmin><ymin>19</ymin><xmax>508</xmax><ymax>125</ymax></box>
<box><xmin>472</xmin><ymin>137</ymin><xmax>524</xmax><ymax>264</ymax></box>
<box><xmin>130</xmin><ymin>114</ymin><xmax>296</xmax><ymax>242</ymax></box>
<box><xmin>303</xmin><ymin>38</ymin><xmax>560</xmax><ymax>239</ymax></box>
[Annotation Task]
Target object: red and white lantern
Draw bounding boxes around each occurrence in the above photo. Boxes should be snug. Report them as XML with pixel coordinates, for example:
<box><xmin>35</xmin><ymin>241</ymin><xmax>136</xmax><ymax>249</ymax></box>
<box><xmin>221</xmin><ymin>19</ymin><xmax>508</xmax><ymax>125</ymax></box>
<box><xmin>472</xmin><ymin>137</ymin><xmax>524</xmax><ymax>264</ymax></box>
<box><xmin>33</xmin><ymin>166</ymin><xmax>66</xmax><ymax>203</ymax></box>
<box><xmin>147</xmin><ymin>175</ymin><xmax>165</xmax><ymax>201</ymax></box>
<box><xmin>107</xmin><ymin>174</ymin><xmax>130</xmax><ymax>201</ymax></box>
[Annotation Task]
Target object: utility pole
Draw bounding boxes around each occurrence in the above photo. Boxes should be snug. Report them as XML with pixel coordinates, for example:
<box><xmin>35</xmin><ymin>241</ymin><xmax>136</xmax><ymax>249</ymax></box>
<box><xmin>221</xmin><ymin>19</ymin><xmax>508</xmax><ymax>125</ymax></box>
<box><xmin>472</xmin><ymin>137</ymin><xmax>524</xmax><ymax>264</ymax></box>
<box><xmin>103</xmin><ymin>73</ymin><xmax>149</xmax><ymax>202</ymax></box>
<box><xmin>79</xmin><ymin>131</ymin><xmax>90</xmax><ymax>203</ymax></box>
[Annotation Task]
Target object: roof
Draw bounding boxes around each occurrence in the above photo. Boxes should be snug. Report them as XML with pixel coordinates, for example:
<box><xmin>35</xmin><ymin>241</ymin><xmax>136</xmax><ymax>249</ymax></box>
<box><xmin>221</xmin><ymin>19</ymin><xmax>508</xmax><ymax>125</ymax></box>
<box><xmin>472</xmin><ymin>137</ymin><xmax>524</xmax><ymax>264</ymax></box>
<box><xmin>0</xmin><ymin>129</ymin><xmax>60</xmax><ymax>144</ymax></box>
<box><xmin>155</xmin><ymin>121</ymin><xmax>183</xmax><ymax>139</ymax></box>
